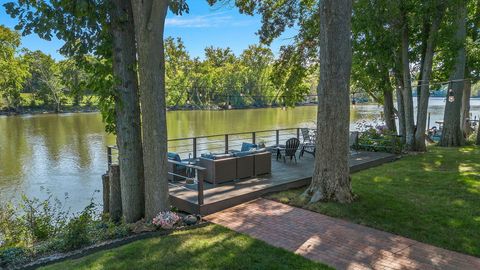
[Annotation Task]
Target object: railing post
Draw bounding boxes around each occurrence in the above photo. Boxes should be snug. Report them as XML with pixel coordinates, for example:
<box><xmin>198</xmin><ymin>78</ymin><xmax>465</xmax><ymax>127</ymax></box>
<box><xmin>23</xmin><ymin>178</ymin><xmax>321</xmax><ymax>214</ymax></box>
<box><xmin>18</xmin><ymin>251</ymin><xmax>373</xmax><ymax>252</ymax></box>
<box><xmin>276</xmin><ymin>130</ymin><xmax>280</xmax><ymax>146</ymax></box>
<box><xmin>197</xmin><ymin>169</ymin><xmax>204</xmax><ymax>205</ymax></box>
<box><xmin>225</xmin><ymin>134</ymin><xmax>229</xmax><ymax>154</ymax></box>
<box><xmin>427</xmin><ymin>112</ymin><xmax>431</xmax><ymax>130</ymax></box>
<box><xmin>192</xmin><ymin>138</ymin><xmax>197</xmax><ymax>158</ymax></box>
<box><xmin>107</xmin><ymin>146</ymin><xmax>112</xmax><ymax>166</ymax></box>
<box><xmin>252</xmin><ymin>132</ymin><xmax>256</xmax><ymax>144</ymax></box>
<box><xmin>296</xmin><ymin>128</ymin><xmax>300</xmax><ymax>140</ymax></box>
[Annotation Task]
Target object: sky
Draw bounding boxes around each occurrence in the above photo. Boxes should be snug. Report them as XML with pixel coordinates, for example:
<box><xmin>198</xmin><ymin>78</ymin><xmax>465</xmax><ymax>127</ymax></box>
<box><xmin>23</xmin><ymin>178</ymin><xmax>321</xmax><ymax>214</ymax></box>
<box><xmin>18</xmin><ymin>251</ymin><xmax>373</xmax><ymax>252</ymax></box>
<box><xmin>0</xmin><ymin>1</ymin><xmax>297</xmax><ymax>60</ymax></box>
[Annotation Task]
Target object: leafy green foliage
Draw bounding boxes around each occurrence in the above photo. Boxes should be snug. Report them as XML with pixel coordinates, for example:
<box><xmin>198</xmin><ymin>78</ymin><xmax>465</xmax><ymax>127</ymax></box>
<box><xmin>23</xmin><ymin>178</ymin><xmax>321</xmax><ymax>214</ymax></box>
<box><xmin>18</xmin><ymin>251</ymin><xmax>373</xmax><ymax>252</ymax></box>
<box><xmin>0</xmin><ymin>192</ymin><xmax>131</xmax><ymax>268</ymax></box>
<box><xmin>0</xmin><ymin>25</ymin><xmax>29</xmax><ymax>109</ymax></box>
<box><xmin>0</xmin><ymin>247</ymin><xmax>28</xmax><ymax>268</ymax></box>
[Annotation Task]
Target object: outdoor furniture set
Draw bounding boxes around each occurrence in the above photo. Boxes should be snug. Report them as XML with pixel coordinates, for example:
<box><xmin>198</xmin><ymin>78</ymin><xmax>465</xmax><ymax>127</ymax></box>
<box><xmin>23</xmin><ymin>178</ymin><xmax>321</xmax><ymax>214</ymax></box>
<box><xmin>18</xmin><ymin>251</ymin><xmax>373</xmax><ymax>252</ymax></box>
<box><xmin>167</xmin><ymin>129</ymin><xmax>357</xmax><ymax>186</ymax></box>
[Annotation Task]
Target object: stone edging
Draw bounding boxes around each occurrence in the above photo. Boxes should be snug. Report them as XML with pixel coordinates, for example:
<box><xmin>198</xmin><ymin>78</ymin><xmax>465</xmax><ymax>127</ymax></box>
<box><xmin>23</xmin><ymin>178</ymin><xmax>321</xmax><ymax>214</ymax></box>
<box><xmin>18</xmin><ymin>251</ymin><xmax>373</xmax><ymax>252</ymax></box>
<box><xmin>18</xmin><ymin>222</ymin><xmax>210</xmax><ymax>270</ymax></box>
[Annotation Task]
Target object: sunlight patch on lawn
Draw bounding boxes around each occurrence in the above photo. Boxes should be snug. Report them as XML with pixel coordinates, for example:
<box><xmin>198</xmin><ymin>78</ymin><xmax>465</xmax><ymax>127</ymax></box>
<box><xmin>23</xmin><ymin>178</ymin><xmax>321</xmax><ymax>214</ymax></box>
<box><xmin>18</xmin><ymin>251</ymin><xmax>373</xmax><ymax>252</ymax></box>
<box><xmin>372</xmin><ymin>176</ymin><xmax>392</xmax><ymax>183</ymax></box>
<box><xmin>451</xmin><ymin>199</ymin><xmax>465</xmax><ymax>207</ymax></box>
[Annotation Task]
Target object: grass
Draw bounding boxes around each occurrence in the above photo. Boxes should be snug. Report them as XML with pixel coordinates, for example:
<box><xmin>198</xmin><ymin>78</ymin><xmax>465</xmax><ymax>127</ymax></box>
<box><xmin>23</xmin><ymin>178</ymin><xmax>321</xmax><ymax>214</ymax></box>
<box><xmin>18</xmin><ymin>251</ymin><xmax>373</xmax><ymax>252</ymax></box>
<box><xmin>41</xmin><ymin>224</ymin><xmax>331</xmax><ymax>270</ymax></box>
<box><xmin>268</xmin><ymin>146</ymin><xmax>480</xmax><ymax>257</ymax></box>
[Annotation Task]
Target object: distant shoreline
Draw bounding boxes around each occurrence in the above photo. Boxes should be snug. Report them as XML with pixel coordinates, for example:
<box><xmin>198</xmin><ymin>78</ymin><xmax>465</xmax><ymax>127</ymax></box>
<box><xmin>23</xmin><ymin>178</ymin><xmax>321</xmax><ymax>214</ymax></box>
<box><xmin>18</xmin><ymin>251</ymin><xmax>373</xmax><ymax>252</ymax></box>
<box><xmin>4</xmin><ymin>96</ymin><xmax>480</xmax><ymax>117</ymax></box>
<box><xmin>0</xmin><ymin>103</ymin><xmax>321</xmax><ymax>117</ymax></box>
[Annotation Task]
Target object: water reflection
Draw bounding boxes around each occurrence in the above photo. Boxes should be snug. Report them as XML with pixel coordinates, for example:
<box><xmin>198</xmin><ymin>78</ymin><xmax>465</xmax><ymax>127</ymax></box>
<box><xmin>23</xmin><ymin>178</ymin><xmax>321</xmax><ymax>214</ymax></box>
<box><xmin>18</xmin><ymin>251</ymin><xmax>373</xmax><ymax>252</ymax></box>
<box><xmin>1</xmin><ymin>98</ymin><xmax>479</xmax><ymax>211</ymax></box>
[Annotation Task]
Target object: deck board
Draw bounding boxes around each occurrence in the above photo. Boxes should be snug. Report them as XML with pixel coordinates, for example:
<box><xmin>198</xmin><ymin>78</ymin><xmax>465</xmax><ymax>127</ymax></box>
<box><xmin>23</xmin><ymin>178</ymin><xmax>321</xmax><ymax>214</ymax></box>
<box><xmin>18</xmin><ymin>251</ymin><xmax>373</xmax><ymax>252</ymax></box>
<box><xmin>169</xmin><ymin>151</ymin><xmax>397</xmax><ymax>215</ymax></box>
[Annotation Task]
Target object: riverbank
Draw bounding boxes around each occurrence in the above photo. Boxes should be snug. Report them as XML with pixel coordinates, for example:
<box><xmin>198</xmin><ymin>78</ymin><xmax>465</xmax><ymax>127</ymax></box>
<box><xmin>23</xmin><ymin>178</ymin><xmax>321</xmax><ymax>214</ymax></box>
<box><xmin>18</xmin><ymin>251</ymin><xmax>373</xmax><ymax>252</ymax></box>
<box><xmin>0</xmin><ymin>103</ymin><xmax>321</xmax><ymax>117</ymax></box>
<box><xmin>0</xmin><ymin>106</ymin><xmax>99</xmax><ymax>116</ymax></box>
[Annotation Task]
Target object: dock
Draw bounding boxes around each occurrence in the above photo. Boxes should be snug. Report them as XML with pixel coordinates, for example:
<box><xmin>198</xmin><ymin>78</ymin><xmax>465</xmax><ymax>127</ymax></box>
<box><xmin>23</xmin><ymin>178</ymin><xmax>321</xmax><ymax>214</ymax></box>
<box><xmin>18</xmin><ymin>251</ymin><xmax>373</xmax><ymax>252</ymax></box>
<box><xmin>169</xmin><ymin>151</ymin><xmax>397</xmax><ymax>215</ymax></box>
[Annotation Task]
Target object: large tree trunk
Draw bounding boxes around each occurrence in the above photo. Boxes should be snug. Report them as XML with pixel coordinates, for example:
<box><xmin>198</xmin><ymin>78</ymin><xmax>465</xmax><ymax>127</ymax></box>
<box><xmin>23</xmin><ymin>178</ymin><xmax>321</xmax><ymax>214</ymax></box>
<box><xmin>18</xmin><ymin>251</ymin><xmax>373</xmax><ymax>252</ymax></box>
<box><xmin>131</xmin><ymin>0</ymin><xmax>170</xmax><ymax>219</ymax></box>
<box><xmin>461</xmin><ymin>79</ymin><xmax>471</xmax><ymax>135</ymax></box>
<box><xmin>110</xmin><ymin>0</ymin><xmax>145</xmax><ymax>223</ymax></box>
<box><xmin>439</xmin><ymin>1</ymin><xmax>467</xmax><ymax>147</ymax></box>
<box><xmin>304</xmin><ymin>0</ymin><xmax>353</xmax><ymax>203</ymax></box>
<box><xmin>414</xmin><ymin>7</ymin><xmax>444</xmax><ymax>151</ymax></box>
<box><xmin>400</xmin><ymin>11</ymin><xmax>416</xmax><ymax>150</ymax></box>
<box><xmin>382</xmin><ymin>70</ymin><xmax>396</xmax><ymax>132</ymax></box>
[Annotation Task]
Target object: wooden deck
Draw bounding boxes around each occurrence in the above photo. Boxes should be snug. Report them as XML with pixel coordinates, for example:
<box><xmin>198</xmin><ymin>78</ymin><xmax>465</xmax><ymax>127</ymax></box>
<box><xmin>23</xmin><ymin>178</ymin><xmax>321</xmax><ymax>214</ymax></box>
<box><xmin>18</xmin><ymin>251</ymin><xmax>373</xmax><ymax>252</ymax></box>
<box><xmin>169</xmin><ymin>151</ymin><xmax>397</xmax><ymax>215</ymax></box>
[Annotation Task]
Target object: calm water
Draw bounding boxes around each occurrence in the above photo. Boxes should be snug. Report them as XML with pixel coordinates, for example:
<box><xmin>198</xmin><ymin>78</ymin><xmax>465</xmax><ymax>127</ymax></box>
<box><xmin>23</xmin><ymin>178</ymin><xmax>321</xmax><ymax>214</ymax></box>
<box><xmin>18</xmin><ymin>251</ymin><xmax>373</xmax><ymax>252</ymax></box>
<box><xmin>1</xmin><ymin>98</ymin><xmax>479</xmax><ymax>210</ymax></box>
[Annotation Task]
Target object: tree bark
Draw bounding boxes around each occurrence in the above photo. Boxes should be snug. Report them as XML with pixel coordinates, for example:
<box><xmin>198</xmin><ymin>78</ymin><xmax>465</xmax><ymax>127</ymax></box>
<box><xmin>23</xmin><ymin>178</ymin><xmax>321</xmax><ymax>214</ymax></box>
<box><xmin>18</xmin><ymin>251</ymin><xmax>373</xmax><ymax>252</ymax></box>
<box><xmin>461</xmin><ymin>79</ymin><xmax>471</xmax><ymax>135</ymax></box>
<box><xmin>394</xmin><ymin>67</ymin><xmax>406</xmax><ymax>142</ymax></box>
<box><xmin>400</xmin><ymin>11</ymin><xmax>416</xmax><ymax>150</ymax></box>
<box><xmin>476</xmin><ymin>119</ymin><xmax>480</xmax><ymax>145</ymax></box>
<box><xmin>131</xmin><ymin>0</ymin><xmax>170</xmax><ymax>219</ymax></box>
<box><xmin>102</xmin><ymin>173</ymin><xmax>110</xmax><ymax>214</ymax></box>
<box><xmin>109</xmin><ymin>164</ymin><xmax>122</xmax><ymax>222</ymax></box>
<box><xmin>414</xmin><ymin>7</ymin><xmax>444</xmax><ymax>151</ymax></box>
<box><xmin>304</xmin><ymin>0</ymin><xmax>353</xmax><ymax>203</ymax></box>
<box><xmin>439</xmin><ymin>1</ymin><xmax>467</xmax><ymax>147</ymax></box>
<box><xmin>382</xmin><ymin>70</ymin><xmax>396</xmax><ymax>132</ymax></box>
<box><xmin>110</xmin><ymin>0</ymin><xmax>145</xmax><ymax>223</ymax></box>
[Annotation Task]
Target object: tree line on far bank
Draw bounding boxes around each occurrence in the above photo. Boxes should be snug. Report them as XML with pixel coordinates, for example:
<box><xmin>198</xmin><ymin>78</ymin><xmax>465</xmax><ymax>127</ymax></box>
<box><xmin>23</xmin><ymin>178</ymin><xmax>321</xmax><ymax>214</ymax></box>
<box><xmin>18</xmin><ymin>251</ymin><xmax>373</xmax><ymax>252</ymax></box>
<box><xmin>1</xmin><ymin>25</ymin><xmax>318</xmax><ymax>113</ymax></box>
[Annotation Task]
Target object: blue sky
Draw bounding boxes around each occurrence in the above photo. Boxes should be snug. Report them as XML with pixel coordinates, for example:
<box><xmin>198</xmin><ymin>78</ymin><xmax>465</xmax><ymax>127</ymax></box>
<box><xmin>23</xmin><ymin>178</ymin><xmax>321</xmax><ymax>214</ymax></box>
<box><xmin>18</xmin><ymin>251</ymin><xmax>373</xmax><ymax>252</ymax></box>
<box><xmin>0</xmin><ymin>1</ymin><xmax>296</xmax><ymax>60</ymax></box>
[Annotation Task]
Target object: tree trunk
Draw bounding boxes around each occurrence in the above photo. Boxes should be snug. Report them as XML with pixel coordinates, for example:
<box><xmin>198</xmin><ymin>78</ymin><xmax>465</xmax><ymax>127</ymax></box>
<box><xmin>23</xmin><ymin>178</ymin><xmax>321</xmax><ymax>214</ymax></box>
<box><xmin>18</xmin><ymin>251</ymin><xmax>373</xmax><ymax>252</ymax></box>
<box><xmin>476</xmin><ymin>120</ymin><xmax>480</xmax><ymax>145</ymax></box>
<box><xmin>131</xmin><ymin>0</ymin><xmax>170</xmax><ymax>219</ymax></box>
<box><xmin>400</xmin><ymin>12</ymin><xmax>416</xmax><ymax>150</ymax></box>
<box><xmin>109</xmin><ymin>164</ymin><xmax>122</xmax><ymax>222</ymax></box>
<box><xmin>439</xmin><ymin>1</ymin><xmax>466</xmax><ymax>147</ymax></box>
<box><xmin>102</xmin><ymin>173</ymin><xmax>110</xmax><ymax>214</ymax></box>
<box><xmin>304</xmin><ymin>0</ymin><xmax>353</xmax><ymax>203</ymax></box>
<box><xmin>414</xmin><ymin>8</ymin><xmax>444</xmax><ymax>151</ymax></box>
<box><xmin>416</xmin><ymin>20</ymin><xmax>429</xmax><ymax>106</ymax></box>
<box><xmin>394</xmin><ymin>68</ymin><xmax>406</xmax><ymax>142</ymax></box>
<box><xmin>461</xmin><ymin>79</ymin><xmax>471</xmax><ymax>135</ymax></box>
<box><xmin>382</xmin><ymin>70</ymin><xmax>396</xmax><ymax>132</ymax></box>
<box><xmin>110</xmin><ymin>0</ymin><xmax>145</xmax><ymax>223</ymax></box>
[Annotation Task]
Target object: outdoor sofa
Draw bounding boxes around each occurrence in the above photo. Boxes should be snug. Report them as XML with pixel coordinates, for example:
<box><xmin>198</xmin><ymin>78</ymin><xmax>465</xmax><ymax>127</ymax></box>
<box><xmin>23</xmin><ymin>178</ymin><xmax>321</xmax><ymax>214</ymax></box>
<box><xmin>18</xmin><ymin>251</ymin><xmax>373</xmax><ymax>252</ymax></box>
<box><xmin>199</xmin><ymin>143</ymin><xmax>272</xmax><ymax>185</ymax></box>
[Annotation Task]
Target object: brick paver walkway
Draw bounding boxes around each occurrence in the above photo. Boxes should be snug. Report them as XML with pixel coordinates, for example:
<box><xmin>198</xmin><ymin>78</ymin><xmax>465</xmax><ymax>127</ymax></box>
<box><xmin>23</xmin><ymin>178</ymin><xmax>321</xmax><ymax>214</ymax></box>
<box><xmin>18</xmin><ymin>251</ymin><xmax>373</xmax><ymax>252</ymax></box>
<box><xmin>204</xmin><ymin>198</ymin><xmax>480</xmax><ymax>270</ymax></box>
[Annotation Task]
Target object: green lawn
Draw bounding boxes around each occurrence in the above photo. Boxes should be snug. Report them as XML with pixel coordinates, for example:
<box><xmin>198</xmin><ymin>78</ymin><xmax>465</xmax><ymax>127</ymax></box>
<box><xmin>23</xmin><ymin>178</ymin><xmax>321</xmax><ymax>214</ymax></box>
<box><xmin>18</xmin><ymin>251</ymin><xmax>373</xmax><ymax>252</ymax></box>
<box><xmin>268</xmin><ymin>146</ymin><xmax>480</xmax><ymax>257</ymax></box>
<box><xmin>41</xmin><ymin>224</ymin><xmax>331</xmax><ymax>270</ymax></box>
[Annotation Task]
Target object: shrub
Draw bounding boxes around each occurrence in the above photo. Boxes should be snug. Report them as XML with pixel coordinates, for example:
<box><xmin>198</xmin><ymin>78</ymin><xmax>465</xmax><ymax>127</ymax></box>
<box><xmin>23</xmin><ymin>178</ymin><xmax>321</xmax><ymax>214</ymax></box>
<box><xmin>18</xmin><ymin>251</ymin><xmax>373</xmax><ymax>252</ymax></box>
<box><xmin>0</xmin><ymin>190</ymin><xmax>132</xmax><ymax>267</ymax></box>
<box><xmin>152</xmin><ymin>211</ymin><xmax>181</xmax><ymax>229</ymax></box>
<box><xmin>0</xmin><ymin>202</ymin><xmax>28</xmax><ymax>248</ymax></box>
<box><xmin>0</xmin><ymin>247</ymin><xmax>28</xmax><ymax>268</ymax></box>
<box><xmin>354</xmin><ymin>119</ymin><xmax>403</xmax><ymax>154</ymax></box>
<box><xmin>60</xmin><ymin>203</ymin><xmax>95</xmax><ymax>251</ymax></box>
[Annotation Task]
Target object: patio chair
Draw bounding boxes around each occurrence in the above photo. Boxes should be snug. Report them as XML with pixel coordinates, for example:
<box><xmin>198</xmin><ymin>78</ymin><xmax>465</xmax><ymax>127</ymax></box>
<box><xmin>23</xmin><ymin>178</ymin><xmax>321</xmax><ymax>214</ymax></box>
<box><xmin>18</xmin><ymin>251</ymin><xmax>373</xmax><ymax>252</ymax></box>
<box><xmin>300</xmin><ymin>128</ymin><xmax>316</xmax><ymax>158</ymax></box>
<box><xmin>276</xmin><ymin>137</ymin><xmax>300</xmax><ymax>163</ymax></box>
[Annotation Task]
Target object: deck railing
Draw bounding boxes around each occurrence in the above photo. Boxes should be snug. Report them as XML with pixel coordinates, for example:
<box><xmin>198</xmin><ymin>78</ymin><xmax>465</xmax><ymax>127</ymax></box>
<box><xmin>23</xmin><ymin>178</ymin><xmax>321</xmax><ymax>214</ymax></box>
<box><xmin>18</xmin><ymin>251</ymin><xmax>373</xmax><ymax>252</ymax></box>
<box><xmin>106</xmin><ymin>127</ymin><xmax>303</xmax><ymax>206</ymax></box>
<box><xmin>167</xmin><ymin>127</ymin><xmax>301</xmax><ymax>159</ymax></box>
<box><xmin>107</xmin><ymin>146</ymin><xmax>207</xmax><ymax>205</ymax></box>
<box><xmin>105</xmin><ymin>127</ymin><xmax>402</xmax><ymax>207</ymax></box>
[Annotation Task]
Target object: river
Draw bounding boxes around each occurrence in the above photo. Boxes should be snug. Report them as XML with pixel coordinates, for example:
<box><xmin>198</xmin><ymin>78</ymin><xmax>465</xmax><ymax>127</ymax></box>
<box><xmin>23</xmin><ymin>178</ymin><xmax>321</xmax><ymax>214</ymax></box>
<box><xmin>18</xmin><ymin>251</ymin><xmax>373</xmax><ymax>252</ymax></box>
<box><xmin>1</xmin><ymin>97</ymin><xmax>479</xmax><ymax>211</ymax></box>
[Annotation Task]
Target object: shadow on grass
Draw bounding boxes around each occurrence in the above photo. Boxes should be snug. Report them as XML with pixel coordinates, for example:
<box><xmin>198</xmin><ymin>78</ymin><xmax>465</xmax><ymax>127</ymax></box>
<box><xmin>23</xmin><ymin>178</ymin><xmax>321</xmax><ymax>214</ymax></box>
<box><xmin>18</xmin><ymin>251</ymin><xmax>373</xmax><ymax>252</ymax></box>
<box><xmin>42</xmin><ymin>224</ymin><xmax>330</xmax><ymax>270</ymax></box>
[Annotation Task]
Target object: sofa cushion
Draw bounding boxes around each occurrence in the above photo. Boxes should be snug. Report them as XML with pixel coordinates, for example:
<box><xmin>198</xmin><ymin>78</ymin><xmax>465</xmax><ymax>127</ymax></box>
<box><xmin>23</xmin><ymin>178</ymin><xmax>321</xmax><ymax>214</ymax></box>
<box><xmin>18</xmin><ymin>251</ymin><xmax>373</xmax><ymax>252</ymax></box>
<box><xmin>241</xmin><ymin>142</ymin><xmax>257</xmax><ymax>152</ymax></box>
<box><xmin>212</xmin><ymin>153</ymin><xmax>233</xmax><ymax>160</ymax></box>
<box><xmin>233</xmin><ymin>151</ymin><xmax>253</xmax><ymax>157</ymax></box>
<box><xmin>201</xmin><ymin>153</ymin><xmax>215</xmax><ymax>160</ymax></box>
<box><xmin>167</xmin><ymin>152</ymin><xmax>182</xmax><ymax>162</ymax></box>
<box><xmin>201</xmin><ymin>153</ymin><xmax>233</xmax><ymax>160</ymax></box>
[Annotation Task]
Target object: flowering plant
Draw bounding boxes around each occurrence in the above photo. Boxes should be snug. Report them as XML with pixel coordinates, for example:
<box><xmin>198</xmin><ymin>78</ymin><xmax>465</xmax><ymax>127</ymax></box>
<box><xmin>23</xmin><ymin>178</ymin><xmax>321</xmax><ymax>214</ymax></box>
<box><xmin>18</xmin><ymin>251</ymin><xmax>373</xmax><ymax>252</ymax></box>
<box><xmin>152</xmin><ymin>211</ymin><xmax>181</xmax><ymax>229</ymax></box>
